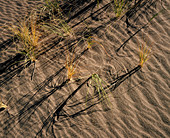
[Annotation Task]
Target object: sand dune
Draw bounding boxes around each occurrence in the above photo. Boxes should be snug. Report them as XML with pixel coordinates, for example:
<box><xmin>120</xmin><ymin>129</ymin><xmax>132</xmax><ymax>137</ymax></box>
<box><xmin>0</xmin><ymin>0</ymin><xmax>169</xmax><ymax>137</ymax></box>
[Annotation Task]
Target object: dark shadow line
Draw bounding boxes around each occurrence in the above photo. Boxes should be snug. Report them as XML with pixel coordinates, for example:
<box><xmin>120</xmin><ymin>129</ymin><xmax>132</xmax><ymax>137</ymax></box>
<box><xmin>0</xmin><ymin>0</ymin><xmax>114</xmax><ymax>84</ymax></box>
<box><xmin>68</xmin><ymin>66</ymin><xmax>141</xmax><ymax>116</ymax></box>
<box><xmin>116</xmin><ymin>22</ymin><xmax>149</xmax><ymax>53</ymax></box>
<box><xmin>2</xmin><ymin>43</ymin><xmax>91</xmax><ymax>134</ymax></box>
<box><xmin>67</xmin><ymin>65</ymin><xmax>142</xmax><ymax>108</ymax></box>
<box><xmin>0</xmin><ymin>36</ymin><xmax>17</xmax><ymax>51</ymax></box>
<box><xmin>1</xmin><ymin>1</ymin><xmax>151</xmax><ymax>136</ymax></box>
<box><xmin>0</xmin><ymin>0</ymin><xmax>94</xmax><ymax>51</ymax></box>
<box><xmin>31</xmin><ymin>61</ymin><xmax>36</xmax><ymax>80</ymax></box>
<box><xmin>70</xmin><ymin>1</ymin><xmax>113</xmax><ymax>28</ymax></box>
<box><xmin>116</xmin><ymin>0</ymin><xmax>158</xmax><ymax>52</ymax></box>
<box><xmin>36</xmin><ymin>0</ymin><xmax>96</xmax><ymax>24</ymax></box>
<box><xmin>0</xmin><ymin>60</ymin><xmax>31</xmax><ymax>87</ymax></box>
<box><xmin>107</xmin><ymin>65</ymin><xmax>141</xmax><ymax>90</ymax></box>
<box><xmin>35</xmin><ymin>76</ymin><xmax>92</xmax><ymax>137</ymax></box>
<box><xmin>0</xmin><ymin>53</ymin><xmax>24</xmax><ymax>75</ymax></box>
<box><xmin>67</xmin><ymin>102</ymin><xmax>99</xmax><ymax>119</ymax></box>
<box><xmin>3</xmin><ymin>79</ymin><xmax>69</xmax><ymax>135</ymax></box>
<box><xmin>17</xmin><ymin>58</ymin><xmax>140</xmax><ymax>131</ymax></box>
<box><xmin>67</xmin><ymin>0</ymin><xmax>101</xmax><ymax>23</ymax></box>
<box><xmin>15</xmin><ymin>67</ymin><xmax>66</xmax><ymax>119</ymax></box>
<box><xmin>37</xmin><ymin>37</ymin><xmax>64</xmax><ymax>57</ymax></box>
<box><xmin>35</xmin><ymin>65</ymin><xmax>141</xmax><ymax>137</ymax></box>
<box><xmin>16</xmin><ymin>45</ymin><xmax>89</xmax><ymax>115</ymax></box>
<box><xmin>0</xmin><ymin>0</ymin><xmax>97</xmax><ymax>69</ymax></box>
<box><xmin>36</xmin><ymin>103</ymin><xmax>99</xmax><ymax>137</ymax></box>
<box><xmin>55</xmin><ymin>76</ymin><xmax>92</xmax><ymax>120</ymax></box>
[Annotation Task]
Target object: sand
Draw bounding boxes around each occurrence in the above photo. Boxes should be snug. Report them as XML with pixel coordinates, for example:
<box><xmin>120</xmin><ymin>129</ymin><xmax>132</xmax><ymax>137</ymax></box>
<box><xmin>0</xmin><ymin>0</ymin><xmax>170</xmax><ymax>137</ymax></box>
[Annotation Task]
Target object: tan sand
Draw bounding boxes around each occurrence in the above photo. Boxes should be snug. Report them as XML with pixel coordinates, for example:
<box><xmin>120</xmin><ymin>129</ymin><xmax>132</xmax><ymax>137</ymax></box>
<box><xmin>0</xmin><ymin>0</ymin><xmax>170</xmax><ymax>137</ymax></box>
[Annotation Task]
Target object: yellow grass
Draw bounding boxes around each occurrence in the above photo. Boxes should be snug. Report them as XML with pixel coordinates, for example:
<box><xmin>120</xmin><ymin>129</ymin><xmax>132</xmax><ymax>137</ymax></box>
<box><xmin>7</xmin><ymin>14</ymin><xmax>40</xmax><ymax>62</ymax></box>
<box><xmin>65</xmin><ymin>50</ymin><xmax>78</xmax><ymax>81</ymax></box>
<box><xmin>0</xmin><ymin>102</ymin><xmax>7</xmax><ymax>109</ymax></box>
<box><xmin>138</xmin><ymin>43</ymin><xmax>151</xmax><ymax>67</ymax></box>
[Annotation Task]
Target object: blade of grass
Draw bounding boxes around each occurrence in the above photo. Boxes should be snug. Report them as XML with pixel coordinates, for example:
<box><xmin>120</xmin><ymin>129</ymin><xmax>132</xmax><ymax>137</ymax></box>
<box><xmin>86</xmin><ymin>36</ymin><xmax>112</xmax><ymax>58</ymax></box>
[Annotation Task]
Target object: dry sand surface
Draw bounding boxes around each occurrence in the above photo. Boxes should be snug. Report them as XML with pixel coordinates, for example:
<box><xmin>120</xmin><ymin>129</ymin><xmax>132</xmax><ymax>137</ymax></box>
<box><xmin>0</xmin><ymin>0</ymin><xmax>170</xmax><ymax>137</ymax></box>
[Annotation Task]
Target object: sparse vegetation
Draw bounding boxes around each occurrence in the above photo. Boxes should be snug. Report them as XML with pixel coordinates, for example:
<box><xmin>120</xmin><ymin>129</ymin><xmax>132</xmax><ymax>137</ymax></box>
<box><xmin>41</xmin><ymin>17</ymin><xmax>72</xmax><ymax>38</ymax></box>
<box><xmin>88</xmin><ymin>73</ymin><xmax>110</xmax><ymax>103</ymax></box>
<box><xmin>138</xmin><ymin>42</ymin><xmax>151</xmax><ymax>67</ymax></box>
<box><xmin>40</xmin><ymin>0</ymin><xmax>73</xmax><ymax>38</ymax></box>
<box><xmin>65</xmin><ymin>53</ymin><xmax>77</xmax><ymax>81</ymax></box>
<box><xmin>65</xmin><ymin>48</ymin><xmax>80</xmax><ymax>81</ymax></box>
<box><xmin>112</xmin><ymin>0</ymin><xmax>130</xmax><ymax>17</ymax></box>
<box><xmin>40</xmin><ymin>0</ymin><xmax>63</xmax><ymax>18</ymax></box>
<box><xmin>7</xmin><ymin>13</ymin><xmax>41</xmax><ymax>63</ymax></box>
<box><xmin>1</xmin><ymin>0</ymin><xmax>156</xmax><ymax>125</ymax></box>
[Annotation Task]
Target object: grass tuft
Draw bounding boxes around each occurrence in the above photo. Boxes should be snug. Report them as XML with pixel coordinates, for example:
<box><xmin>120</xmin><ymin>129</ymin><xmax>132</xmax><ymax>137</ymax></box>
<box><xmin>42</xmin><ymin>17</ymin><xmax>72</xmax><ymax>38</ymax></box>
<box><xmin>40</xmin><ymin>0</ymin><xmax>73</xmax><ymax>38</ymax></box>
<box><xmin>138</xmin><ymin>42</ymin><xmax>151</xmax><ymax>67</ymax></box>
<box><xmin>65</xmin><ymin>50</ymin><xmax>79</xmax><ymax>81</ymax></box>
<box><xmin>88</xmin><ymin>73</ymin><xmax>110</xmax><ymax>104</ymax></box>
<box><xmin>113</xmin><ymin>0</ymin><xmax>130</xmax><ymax>17</ymax></box>
<box><xmin>7</xmin><ymin>13</ymin><xmax>41</xmax><ymax>63</ymax></box>
<box><xmin>41</xmin><ymin>0</ymin><xmax>63</xmax><ymax>18</ymax></box>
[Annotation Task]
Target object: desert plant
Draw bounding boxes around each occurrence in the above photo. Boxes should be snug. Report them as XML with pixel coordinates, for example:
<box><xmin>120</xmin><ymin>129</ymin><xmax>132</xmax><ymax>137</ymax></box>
<box><xmin>88</xmin><ymin>73</ymin><xmax>110</xmax><ymax>103</ymax></box>
<box><xmin>40</xmin><ymin>0</ymin><xmax>73</xmax><ymax>38</ymax></box>
<box><xmin>40</xmin><ymin>0</ymin><xmax>63</xmax><ymax>18</ymax></box>
<box><xmin>65</xmin><ymin>49</ymin><xmax>79</xmax><ymax>81</ymax></box>
<box><xmin>138</xmin><ymin>42</ymin><xmax>151</xmax><ymax>67</ymax></box>
<box><xmin>112</xmin><ymin>0</ymin><xmax>129</xmax><ymax>17</ymax></box>
<box><xmin>41</xmin><ymin>17</ymin><xmax>72</xmax><ymax>38</ymax></box>
<box><xmin>7</xmin><ymin>14</ymin><xmax>41</xmax><ymax>63</ymax></box>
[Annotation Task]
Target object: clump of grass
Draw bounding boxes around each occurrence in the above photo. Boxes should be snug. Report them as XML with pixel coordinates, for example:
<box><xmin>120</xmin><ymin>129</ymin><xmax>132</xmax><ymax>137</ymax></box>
<box><xmin>65</xmin><ymin>50</ymin><xmax>79</xmax><ymax>81</ymax></box>
<box><xmin>138</xmin><ymin>42</ymin><xmax>151</xmax><ymax>67</ymax></box>
<box><xmin>113</xmin><ymin>0</ymin><xmax>129</xmax><ymax>17</ymax></box>
<box><xmin>40</xmin><ymin>0</ymin><xmax>63</xmax><ymax>18</ymax></box>
<box><xmin>7</xmin><ymin>13</ymin><xmax>41</xmax><ymax>63</ymax></box>
<box><xmin>87</xmin><ymin>73</ymin><xmax>110</xmax><ymax>104</ymax></box>
<box><xmin>42</xmin><ymin>17</ymin><xmax>72</xmax><ymax>38</ymax></box>
<box><xmin>65</xmin><ymin>55</ymin><xmax>77</xmax><ymax>81</ymax></box>
<box><xmin>40</xmin><ymin>0</ymin><xmax>73</xmax><ymax>38</ymax></box>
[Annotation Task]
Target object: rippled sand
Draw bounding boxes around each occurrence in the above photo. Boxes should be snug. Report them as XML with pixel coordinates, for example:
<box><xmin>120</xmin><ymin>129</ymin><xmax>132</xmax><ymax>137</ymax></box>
<box><xmin>0</xmin><ymin>0</ymin><xmax>169</xmax><ymax>137</ymax></box>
